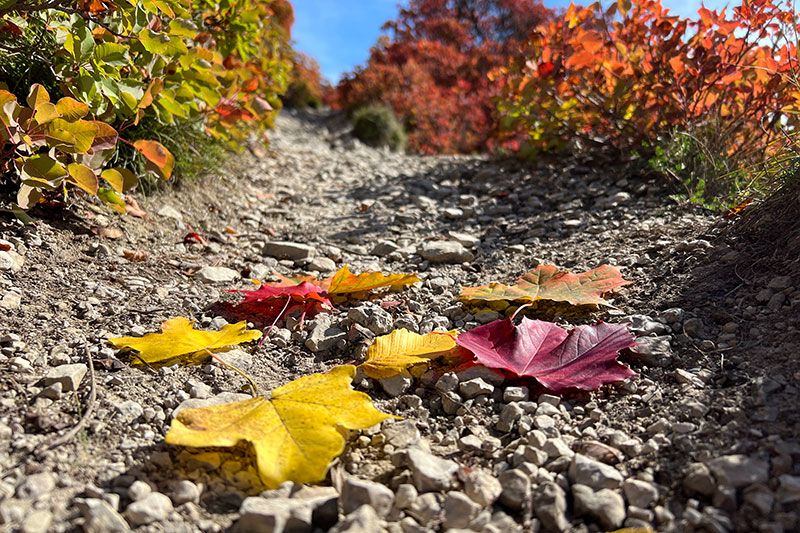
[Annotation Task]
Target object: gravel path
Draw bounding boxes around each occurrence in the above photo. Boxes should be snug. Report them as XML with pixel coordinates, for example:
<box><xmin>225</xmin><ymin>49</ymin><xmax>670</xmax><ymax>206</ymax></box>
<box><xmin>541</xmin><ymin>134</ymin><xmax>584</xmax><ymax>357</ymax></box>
<box><xmin>0</xmin><ymin>111</ymin><xmax>797</xmax><ymax>532</ymax></box>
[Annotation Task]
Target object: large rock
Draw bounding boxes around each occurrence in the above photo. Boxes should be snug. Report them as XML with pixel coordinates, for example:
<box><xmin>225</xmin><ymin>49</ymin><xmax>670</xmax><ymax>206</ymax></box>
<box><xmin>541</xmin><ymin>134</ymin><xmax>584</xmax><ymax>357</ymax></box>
<box><xmin>263</xmin><ymin>241</ymin><xmax>316</xmax><ymax>261</ymax></box>
<box><xmin>406</xmin><ymin>447</ymin><xmax>458</xmax><ymax>492</ymax></box>
<box><xmin>569</xmin><ymin>453</ymin><xmax>623</xmax><ymax>490</ymax></box>
<box><xmin>419</xmin><ymin>241</ymin><xmax>474</xmax><ymax>264</ymax></box>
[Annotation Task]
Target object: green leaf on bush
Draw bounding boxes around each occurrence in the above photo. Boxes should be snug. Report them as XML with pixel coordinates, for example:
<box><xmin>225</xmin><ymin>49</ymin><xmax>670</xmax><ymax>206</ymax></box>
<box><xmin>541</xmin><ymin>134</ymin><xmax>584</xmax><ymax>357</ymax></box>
<box><xmin>94</xmin><ymin>43</ymin><xmax>128</xmax><ymax>66</ymax></box>
<box><xmin>97</xmin><ymin>187</ymin><xmax>127</xmax><ymax>214</ymax></box>
<box><xmin>138</xmin><ymin>29</ymin><xmax>188</xmax><ymax>56</ymax></box>
<box><xmin>101</xmin><ymin>168</ymin><xmax>138</xmax><ymax>193</ymax></box>
<box><xmin>21</xmin><ymin>155</ymin><xmax>67</xmax><ymax>183</ymax></box>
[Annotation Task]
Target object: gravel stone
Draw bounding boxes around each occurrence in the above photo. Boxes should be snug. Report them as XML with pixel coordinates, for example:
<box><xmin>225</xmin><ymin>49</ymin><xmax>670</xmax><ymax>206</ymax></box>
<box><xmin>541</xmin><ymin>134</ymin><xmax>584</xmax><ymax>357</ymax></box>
<box><xmin>418</xmin><ymin>241</ymin><xmax>474</xmax><ymax>263</ymax></box>
<box><xmin>406</xmin><ymin>447</ymin><xmax>458</xmax><ymax>492</ymax></box>
<box><xmin>503</xmin><ymin>386</ymin><xmax>529</xmax><ymax>402</ymax></box>
<box><xmin>78</xmin><ymin>498</ymin><xmax>131</xmax><ymax>532</ymax></box>
<box><xmin>458</xmin><ymin>377</ymin><xmax>494</xmax><ymax>399</ymax></box>
<box><xmin>442</xmin><ymin>491</ymin><xmax>480</xmax><ymax>529</ymax></box>
<box><xmin>572</xmin><ymin>484</ymin><xmax>626</xmax><ymax>529</ymax></box>
<box><xmin>683</xmin><ymin>462</ymin><xmax>716</xmax><ymax>496</ymax></box>
<box><xmin>569</xmin><ymin>453</ymin><xmax>624</xmax><ymax>489</ymax></box>
<box><xmin>533</xmin><ymin>482</ymin><xmax>569</xmax><ymax>532</ymax></box>
<box><xmin>707</xmin><ymin>454</ymin><xmax>769</xmax><ymax>488</ymax></box>
<box><xmin>263</xmin><ymin>241</ymin><xmax>316</xmax><ymax>260</ymax></box>
<box><xmin>43</xmin><ymin>363</ymin><xmax>87</xmax><ymax>392</ymax></box>
<box><xmin>16</xmin><ymin>473</ymin><xmax>56</xmax><ymax>500</ymax></box>
<box><xmin>497</xmin><ymin>469</ymin><xmax>531</xmax><ymax>510</ymax></box>
<box><xmin>195</xmin><ymin>266</ymin><xmax>239</xmax><ymax>283</ymax></box>
<box><xmin>124</xmin><ymin>492</ymin><xmax>173</xmax><ymax>527</ymax></box>
<box><xmin>341</xmin><ymin>477</ymin><xmax>394</xmax><ymax>517</ymax></box>
<box><xmin>170</xmin><ymin>480</ymin><xmax>201</xmax><ymax>505</ymax></box>
<box><xmin>463</xmin><ymin>468</ymin><xmax>502</xmax><ymax>507</ymax></box>
<box><xmin>331</xmin><ymin>504</ymin><xmax>382</xmax><ymax>533</ymax></box>
<box><xmin>20</xmin><ymin>509</ymin><xmax>52</xmax><ymax>533</ymax></box>
<box><xmin>623</xmin><ymin>479</ymin><xmax>659</xmax><ymax>508</ymax></box>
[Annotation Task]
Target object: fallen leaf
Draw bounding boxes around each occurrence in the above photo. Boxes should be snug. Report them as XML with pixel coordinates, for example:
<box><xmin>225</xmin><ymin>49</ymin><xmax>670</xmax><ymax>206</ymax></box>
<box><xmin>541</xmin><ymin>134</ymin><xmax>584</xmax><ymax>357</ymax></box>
<box><xmin>96</xmin><ymin>227</ymin><xmax>124</xmax><ymax>239</ymax></box>
<box><xmin>184</xmin><ymin>232</ymin><xmax>206</xmax><ymax>245</ymax></box>
<box><xmin>125</xmin><ymin>196</ymin><xmax>147</xmax><ymax>218</ymax></box>
<box><xmin>460</xmin><ymin>264</ymin><xmax>630</xmax><ymax>307</ymax></box>
<box><xmin>123</xmin><ymin>249</ymin><xmax>148</xmax><ymax>262</ymax></box>
<box><xmin>0</xmin><ymin>243</ymin><xmax>11</xmax><ymax>251</ymax></box>
<box><xmin>322</xmin><ymin>265</ymin><xmax>420</xmax><ymax>295</ymax></box>
<box><xmin>165</xmin><ymin>365</ymin><xmax>392</xmax><ymax>488</ymax></box>
<box><xmin>362</xmin><ymin>329</ymin><xmax>458</xmax><ymax>379</ymax></box>
<box><xmin>233</xmin><ymin>281</ymin><xmax>329</xmax><ymax>304</ymax></box>
<box><xmin>456</xmin><ymin>318</ymin><xmax>636</xmax><ymax>392</ymax></box>
<box><xmin>109</xmin><ymin>317</ymin><xmax>261</xmax><ymax>365</ymax></box>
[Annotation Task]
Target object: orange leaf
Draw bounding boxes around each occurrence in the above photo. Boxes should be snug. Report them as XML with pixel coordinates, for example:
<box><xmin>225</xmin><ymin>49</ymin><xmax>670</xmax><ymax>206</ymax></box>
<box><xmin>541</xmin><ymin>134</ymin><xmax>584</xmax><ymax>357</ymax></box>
<box><xmin>133</xmin><ymin>139</ymin><xmax>174</xmax><ymax>179</ymax></box>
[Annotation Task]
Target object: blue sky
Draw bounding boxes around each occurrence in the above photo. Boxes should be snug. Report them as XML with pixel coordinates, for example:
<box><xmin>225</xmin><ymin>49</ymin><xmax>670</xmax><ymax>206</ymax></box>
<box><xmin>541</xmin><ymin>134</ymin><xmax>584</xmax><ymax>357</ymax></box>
<box><xmin>291</xmin><ymin>0</ymin><xmax>728</xmax><ymax>83</ymax></box>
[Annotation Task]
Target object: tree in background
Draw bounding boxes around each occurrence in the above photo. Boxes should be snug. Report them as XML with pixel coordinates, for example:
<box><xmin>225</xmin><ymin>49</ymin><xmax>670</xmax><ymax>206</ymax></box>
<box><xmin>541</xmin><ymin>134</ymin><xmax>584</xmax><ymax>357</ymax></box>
<box><xmin>334</xmin><ymin>0</ymin><xmax>552</xmax><ymax>154</ymax></box>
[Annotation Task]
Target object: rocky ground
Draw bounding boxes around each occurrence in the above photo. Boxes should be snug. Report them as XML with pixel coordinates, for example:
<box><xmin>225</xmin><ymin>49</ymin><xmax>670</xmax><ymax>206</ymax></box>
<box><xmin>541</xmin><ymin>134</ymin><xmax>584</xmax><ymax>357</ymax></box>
<box><xmin>0</xmin><ymin>110</ymin><xmax>798</xmax><ymax>533</ymax></box>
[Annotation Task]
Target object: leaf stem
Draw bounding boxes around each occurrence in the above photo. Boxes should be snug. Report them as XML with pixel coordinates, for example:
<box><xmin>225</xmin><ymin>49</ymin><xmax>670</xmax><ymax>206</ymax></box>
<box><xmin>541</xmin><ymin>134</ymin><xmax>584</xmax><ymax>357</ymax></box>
<box><xmin>205</xmin><ymin>348</ymin><xmax>259</xmax><ymax>397</ymax></box>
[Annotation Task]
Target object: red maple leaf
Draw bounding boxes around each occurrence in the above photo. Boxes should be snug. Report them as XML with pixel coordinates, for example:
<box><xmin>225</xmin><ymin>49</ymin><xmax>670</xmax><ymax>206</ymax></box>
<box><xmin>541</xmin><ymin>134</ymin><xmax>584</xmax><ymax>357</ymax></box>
<box><xmin>456</xmin><ymin>318</ymin><xmax>636</xmax><ymax>392</ymax></box>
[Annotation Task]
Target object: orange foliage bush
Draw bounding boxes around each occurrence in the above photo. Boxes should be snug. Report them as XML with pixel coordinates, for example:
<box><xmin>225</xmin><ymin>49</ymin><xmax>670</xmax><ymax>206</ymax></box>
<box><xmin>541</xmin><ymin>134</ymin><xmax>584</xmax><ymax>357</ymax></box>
<box><xmin>284</xmin><ymin>52</ymin><xmax>326</xmax><ymax>108</ymax></box>
<box><xmin>335</xmin><ymin>0</ymin><xmax>552</xmax><ymax>154</ymax></box>
<box><xmin>499</xmin><ymin>0</ymin><xmax>799</xmax><ymax>161</ymax></box>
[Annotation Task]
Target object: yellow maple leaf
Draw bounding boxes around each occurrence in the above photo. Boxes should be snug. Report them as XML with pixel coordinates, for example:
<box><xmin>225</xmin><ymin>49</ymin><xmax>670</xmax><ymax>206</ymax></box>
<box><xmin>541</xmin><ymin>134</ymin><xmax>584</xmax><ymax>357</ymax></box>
<box><xmin>362</xmin><ymin>329</ymin><xmax>458</xmax><ymax>379</ymax></box>
<box><xmin>165</xmin><ymin>365</ymin><xmax>392</xmax><ymax>488</ymax></box>
<box><xmin>109</xmin><ymin>317</ymin><xmax>261</xmax><ymax>365</ymax></box>
<box><xmin>322</xmin><ymin>265</ymin><xmax>420</xmax><ymax>295</ymax></box>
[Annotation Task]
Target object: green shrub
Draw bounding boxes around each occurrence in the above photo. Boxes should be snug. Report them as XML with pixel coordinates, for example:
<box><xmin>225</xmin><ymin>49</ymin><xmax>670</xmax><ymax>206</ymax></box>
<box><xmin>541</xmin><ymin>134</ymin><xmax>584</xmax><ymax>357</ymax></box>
<box><xmin>351</xmin><ymin>105</ymin><xmax>406</xmax><ymax>152</ymax></box>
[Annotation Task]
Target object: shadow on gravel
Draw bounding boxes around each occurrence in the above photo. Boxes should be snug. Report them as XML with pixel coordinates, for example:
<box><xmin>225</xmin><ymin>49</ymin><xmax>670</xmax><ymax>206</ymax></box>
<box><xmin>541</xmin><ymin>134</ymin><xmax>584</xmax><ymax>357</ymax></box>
<box><xmin>649</xmin><ymin>184</ymin><xmax>800</xmax><ymax>529</ymax></box>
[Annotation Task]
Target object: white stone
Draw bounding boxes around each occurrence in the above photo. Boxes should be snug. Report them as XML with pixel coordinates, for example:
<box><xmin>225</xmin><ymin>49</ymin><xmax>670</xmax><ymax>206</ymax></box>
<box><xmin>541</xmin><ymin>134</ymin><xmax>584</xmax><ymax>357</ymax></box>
<box><xmin>195</xmin><ymin>266</ymin><xmax>239</xmax><ymax>283</ymax></box>
<box><xmin>124</xmin><ymin>492</ymin><xmax>173</xmax><ymax>527</ymax></box>
<box><xmin>43</xmin><ymin>364</ymin><xmax>87</xmax><ymax>392</ymax></box>
<box><xmin>569</xmin><ymin>453</ymin><xmax>623</xmax><ymax>490</ymax></box>
<box><xmin>406</xmin><ymin>447</ymin><xmax>458</xmax><ymax>492</ymax></box>
<box><xmin>341</xmin><ymin>477</ymin><xmax>394</xmax><ymax>517</ymax></box>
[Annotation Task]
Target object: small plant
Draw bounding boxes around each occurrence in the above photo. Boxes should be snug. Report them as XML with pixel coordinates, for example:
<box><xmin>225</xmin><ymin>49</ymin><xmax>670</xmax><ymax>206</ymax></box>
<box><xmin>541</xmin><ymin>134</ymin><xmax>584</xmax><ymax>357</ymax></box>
<box><xmin>351</xmin><ymin>105</ymin><xmax>407</xmax><ymax>152</ymax></box>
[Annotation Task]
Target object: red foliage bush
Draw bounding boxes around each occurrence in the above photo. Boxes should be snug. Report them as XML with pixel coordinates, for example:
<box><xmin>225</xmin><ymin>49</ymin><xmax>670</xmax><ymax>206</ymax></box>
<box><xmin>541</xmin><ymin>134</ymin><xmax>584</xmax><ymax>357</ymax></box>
<box><xmin>334</xmin><ymin>0</ymin><xmax>552</xmax><ymax>154</ymax></box>
<box><xmin>499</xmin><ymin>0</ymin><xmax>799</xmax><ymax>161</ymax></box>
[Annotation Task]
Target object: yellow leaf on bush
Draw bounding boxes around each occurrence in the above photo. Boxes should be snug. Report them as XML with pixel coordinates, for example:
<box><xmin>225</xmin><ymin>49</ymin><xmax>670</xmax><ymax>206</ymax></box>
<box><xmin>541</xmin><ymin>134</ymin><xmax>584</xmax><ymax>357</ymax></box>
<box><xmin>46</xmin><ymin>118</ymin><xmax>97</xmax><ymax>153</ymax></box>
<box><xmin>67</xmin><ymin>163</ymin><xmax>99</xmax><ymax>195</ymax></box>
<box><xmin>55</xmin><ymin>97</ymin><xmax>89</xmax><ymax>121</ymax></box>
<box><xmin>26</xmin><ymin>83</ymin><xmax>49</xmax><ymax>109</ymax></box>
<box><xmin>109</xmin><ymin>316</ymin><xmax>261</xmax><ymax>365</ymax></box>
<box><xmin>97</xmin><ymin>187</ymin><xmax>127</xmax><ymax>214</ymax></box>
<box><xmin>362</xmin><ymin>329</ymin><xmax>457</xmax><ymax>379</ymax></box>
<box><xmin>165</xmin><ymin>365</ymin><xmax>392</xmax><ymax>488</ymax></box>
<box><xmin>134</xmin><ymin>139</ymin><xmax>174</xmax><ymax>179</ymax></box>
<box><xmin>33</xmin><ymin>102</ymin><xmax>59</xmax><ymax>125</ymax></box>
<box><xmin>322</xmin><ymin>265</ymin><xmax>420</xmax><ymax>295</ymax></box>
